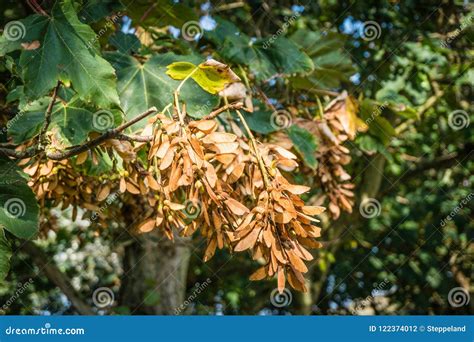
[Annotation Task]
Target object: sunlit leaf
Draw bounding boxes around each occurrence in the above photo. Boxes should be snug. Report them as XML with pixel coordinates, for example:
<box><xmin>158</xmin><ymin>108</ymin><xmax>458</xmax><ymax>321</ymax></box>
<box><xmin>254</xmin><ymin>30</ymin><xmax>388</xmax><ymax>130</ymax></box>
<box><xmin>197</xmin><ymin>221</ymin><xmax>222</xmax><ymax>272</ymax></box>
<box><xmin>106</xmin><ymin>52</ymin><xmax>219</xmax><ymax>122</ymax></box>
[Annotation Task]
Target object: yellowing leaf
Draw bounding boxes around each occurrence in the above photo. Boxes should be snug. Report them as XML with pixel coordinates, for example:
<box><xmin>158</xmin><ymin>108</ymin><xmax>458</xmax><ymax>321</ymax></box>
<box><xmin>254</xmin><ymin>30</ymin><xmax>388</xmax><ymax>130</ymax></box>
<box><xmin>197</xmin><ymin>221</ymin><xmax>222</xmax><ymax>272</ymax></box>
<box><xmin>166</xmin><ymin>59</ymin><xmax>240</xmax><ymax>94</ymax></box>
<box><xmin>165</xmin><ymin>61</ymin><xmax>196</xmax><ymax>79</ymax></box>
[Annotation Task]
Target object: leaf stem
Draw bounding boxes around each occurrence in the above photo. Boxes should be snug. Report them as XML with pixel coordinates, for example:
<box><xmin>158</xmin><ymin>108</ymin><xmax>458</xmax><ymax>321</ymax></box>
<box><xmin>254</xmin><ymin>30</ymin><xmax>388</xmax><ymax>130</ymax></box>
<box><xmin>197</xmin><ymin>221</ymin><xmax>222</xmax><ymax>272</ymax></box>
<box><xmin>174</xmin><ymin>67</ymin><xmax>199</xmax><ymax>126</ymax></box>
<box><xmin>235</xmin><ymin>109</ymin><xmax>271</xmax><ymax>189</ymax></box>
<box><xmin>39</xmin><ymin>81</ymin><xmax>61</xmax><ymax>147</ymax></box>
<box><xmin>176</xmin><ymin>67</ymin><xmax>199</xmax><ymax>94</ymax></box>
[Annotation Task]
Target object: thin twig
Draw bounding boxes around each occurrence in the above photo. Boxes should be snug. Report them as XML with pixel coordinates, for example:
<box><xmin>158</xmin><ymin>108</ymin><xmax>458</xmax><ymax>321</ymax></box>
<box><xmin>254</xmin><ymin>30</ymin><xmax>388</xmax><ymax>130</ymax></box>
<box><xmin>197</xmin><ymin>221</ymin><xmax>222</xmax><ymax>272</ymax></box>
<box><xmin>235</xmin><ymin>109</ymin><xmax>271</xmax><ymax>189</ymax></box>
<box><xmin>307</xmin><ymin>88</ymin><xmax>340</xmax><ymax>97</ymax></box>
<box><xmin>26</xmin><ymin>0</ymin><xmax>49</xmax><ymax>16</ymax></box>
<box><xmin>116</xmin><ymin>133</ymin><xmax>153</xmax><ymax>142</ymax></box>
<box><xmin>0</xmin><ymin>146</ymin><xmax>39</xmax><ymax>159</ymax></box>
<box><xmin>201</xmin><ymin>102</ymin><xmax>244</xmax><ymax>120</ymax></box>
<box><xmin>213</xmin><ymin>1</ymin><xmax>245</xmax><ymax>12</ymax></box>
<box><xmin>46</xmin><ymin>107</ymin><xmax>158</xmax><ymax>160</ymax></box>
<box><xmin>1</xmin><ymin>106</ymin><xmax>163</xmax><ymax>160</ymax></box>
<box><xmin>39</xmin><ymin>81</ymin><xmax>61</xmax><ymax>146</ymax></box>
<box><xmin>395</xmin><ymin>90</ymin><xmax>444</xmax><ymax>135</ymax></box>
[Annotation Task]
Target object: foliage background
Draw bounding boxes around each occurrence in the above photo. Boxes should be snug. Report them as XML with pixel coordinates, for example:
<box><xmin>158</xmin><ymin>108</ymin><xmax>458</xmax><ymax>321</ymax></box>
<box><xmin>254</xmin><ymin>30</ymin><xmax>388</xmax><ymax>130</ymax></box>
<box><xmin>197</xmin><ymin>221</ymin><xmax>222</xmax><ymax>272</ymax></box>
<box><xmin>0</xmin><ymin>0</ymin><xmax>472</xmax><ymax>315</ymax></box>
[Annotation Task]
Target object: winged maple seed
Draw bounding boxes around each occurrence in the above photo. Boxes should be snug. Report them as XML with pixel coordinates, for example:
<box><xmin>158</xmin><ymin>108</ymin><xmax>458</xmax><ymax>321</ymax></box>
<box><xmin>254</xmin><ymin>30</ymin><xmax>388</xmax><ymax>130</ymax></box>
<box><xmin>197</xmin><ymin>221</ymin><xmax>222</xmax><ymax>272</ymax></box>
<box><xmin>14</xmin><ymin>54</ymin><xmax>327</xmax><ymax>292</ymax></box>
<box><xmin>236</xmin><ymin>175</ymin><xmax>325</xmax><ymax>292</ymax></box>
<box><xmin>313</xmin><ymin>92</ymin><xmax>367</xmax><ymax>219</ymax></box>
<box><xmin>124</xmin><ymin>109</ymin><xmax>324</xmax><ymax>292</ymax></box>
<box><xmin>279</xmin><ymin>92</ymin><xmax>365</xmax><ymax>219</ymax></box>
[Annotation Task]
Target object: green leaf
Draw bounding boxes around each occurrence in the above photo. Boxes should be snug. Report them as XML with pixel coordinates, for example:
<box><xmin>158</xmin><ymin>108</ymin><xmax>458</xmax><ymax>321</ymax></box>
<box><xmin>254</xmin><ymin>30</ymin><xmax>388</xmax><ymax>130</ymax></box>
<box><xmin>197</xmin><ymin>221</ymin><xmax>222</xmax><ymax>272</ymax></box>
<box><xmin>0</xmin><ymin>230</ymin><xmax>12</xmax><ymax>281</ymax></box>
<box><xmin>286</xmin><ymin>125</ymin><xmax>318</xmax><ymax>169</ymax></box>
<box><xmin>78</xmin><ymin>0</ymin><xmax>123</xmax><ymax>23</ymax></box>
<box><xmin>166</xmin><ymin>60</ymin><xmax>237</xmax><ymax>94</ymax></box>
<box><xmin>123</xmin><ymin>0</ymin><xmax>198</xmax><ymax>27</ymax></box>
<box><xmin>0</xmin><ymin>157</ymin><xmax>39</xmax><ymax>239</ymax></box>
<box><xmin>371</xmin><ymin>117</ymin><xmax>396</xmax><ymax>145</ymax></box>
<box><xmin>290</xmin><ymin>29</ymin><xmax>356</xmax><ymax>89</ymax></box>
<box><xmin>8</xmin><ymin>97</ymin><xmax>122</xmax><ymax>146</ymax></box>
<box><xmin>0</xmin><ymin>15</ymin><xmax>43</xmax><ymax>56</ymax></box>
<box><xmin>240</xmin><ymin>100</ymin><xmax>279</xmax><ymax>134</ymax></box>
<box><xmin>1</xmin><ymin>0</ymin><xmax>120</xmax><ymax>108</ymax></box>
<box><xmin>214</xmin><ymin>26</ymin><xmax>313</xmax><ymax>81</ymax></box>
<box><xmin>109</xmin><ymin>32</ymin><xmax>141</xmax><ymax>54</ymax></box>
<box><xmin>105</xmin><ymin>52</ymin><xmax>219</xmax><ymax>123</ymax></box>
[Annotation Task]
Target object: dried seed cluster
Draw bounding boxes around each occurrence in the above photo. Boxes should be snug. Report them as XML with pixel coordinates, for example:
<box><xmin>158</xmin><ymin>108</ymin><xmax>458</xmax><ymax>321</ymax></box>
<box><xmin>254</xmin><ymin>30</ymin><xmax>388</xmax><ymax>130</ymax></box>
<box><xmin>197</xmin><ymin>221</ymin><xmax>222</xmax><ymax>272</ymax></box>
<box><xmin>315</xmin><ymin>94</ymin><xmax>364</xmax><ymax>219</ymax></box>
<box><xmin>20</xmin><ymin>108</ymin><xmax>325</xmax><ymax>292</ymax></box>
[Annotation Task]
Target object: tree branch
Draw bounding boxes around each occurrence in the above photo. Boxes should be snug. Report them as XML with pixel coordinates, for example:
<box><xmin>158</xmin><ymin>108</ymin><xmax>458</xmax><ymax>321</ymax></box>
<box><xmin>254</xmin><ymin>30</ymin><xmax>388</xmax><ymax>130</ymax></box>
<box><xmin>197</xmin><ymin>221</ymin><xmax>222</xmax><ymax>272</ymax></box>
<box><xmin>46</xmin><ymin>106</ymin><xmax>157</xmax><ymax>160</ymax></box>
<box><xmin>1</xmin><ymin>107</ymin><xmax>158</xmax><ymax>161</ymax></box>
<box><xmin>380</xmin><ymin>144</ymin><xmax>473</xmax><ymax>197</ymax></box>
<box><xmin>22</xmin><ymin>241</ymin><xmax>95</xmax><ymax>315</ymax></box>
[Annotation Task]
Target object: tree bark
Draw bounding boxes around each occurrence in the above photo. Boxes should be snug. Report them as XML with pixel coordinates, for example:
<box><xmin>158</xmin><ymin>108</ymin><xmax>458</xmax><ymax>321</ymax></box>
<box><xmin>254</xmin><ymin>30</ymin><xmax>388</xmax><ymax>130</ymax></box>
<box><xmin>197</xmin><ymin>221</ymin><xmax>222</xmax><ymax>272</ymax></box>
<box><xmin>22</xmin><ymin>241</ymin><xmax>95</xmax><ymax>315</ymax></box>
<box><xmin>118</xmin><ymin>230</ymin><xmax>192</xmax><ymax>315</ymax></box>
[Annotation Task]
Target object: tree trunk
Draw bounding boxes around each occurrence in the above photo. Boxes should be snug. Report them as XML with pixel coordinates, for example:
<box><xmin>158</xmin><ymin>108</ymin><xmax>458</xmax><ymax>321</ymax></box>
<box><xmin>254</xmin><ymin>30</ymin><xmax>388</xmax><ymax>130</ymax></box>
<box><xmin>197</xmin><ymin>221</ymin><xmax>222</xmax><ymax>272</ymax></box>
<box><xmin>118</xmin><ymin>231</ymin><xmax>192</xmax><ymax>315</ymax></box>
